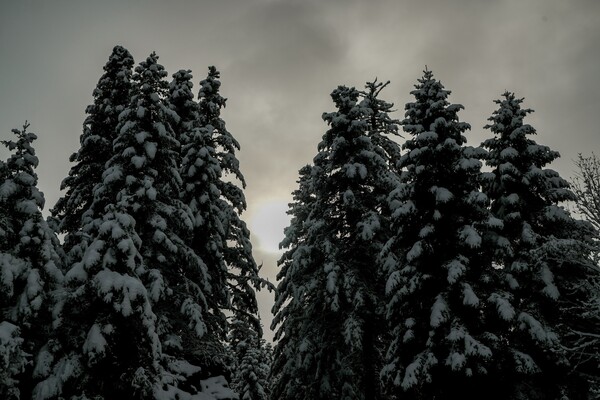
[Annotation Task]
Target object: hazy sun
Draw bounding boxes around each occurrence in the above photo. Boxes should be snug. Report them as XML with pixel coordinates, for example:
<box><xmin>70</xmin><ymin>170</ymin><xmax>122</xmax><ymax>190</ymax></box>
<box><xmin>249</xmin><ymin>199</ymin><xmax>291</xmax><ymax>253</ymax></box>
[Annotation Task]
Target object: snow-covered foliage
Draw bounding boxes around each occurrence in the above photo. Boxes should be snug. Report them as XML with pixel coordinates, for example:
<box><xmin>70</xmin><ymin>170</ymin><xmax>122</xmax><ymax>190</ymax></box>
<box><xmin>51</xmin><ymin>45</ymin><xmax>135</xmax><ymax>262</ymax></box>
<box><xmin>5</xmin><ymin>48</ymin><xmax>597</xmax><ymax>399</ymax></box>
<box><xmin>228</xmin><ymin>319</ymin><xmax>271</xmax><ymax>400</ymax></box>
<box><xmin>33</xmin><ymin>52</ymin><xmax>230</xmax><ymax>399</ymax></box>
<box><xmin>24</xmin><ymin>48</ymin><xmax>263</xmax><ymax>400</ymax></box>
<box><xmin>271</xmin><ymin>80</ymin><xmax>401</xmax><ymax>400</ymax></box>
<box><xmin>171</xmin><ymin>67</ymin><xmax>270</xmax><ymax>378</ymax></box>
<box><xmin>0</xmin><ymin>123</ymin><xmax>64</xmax><ymax>399</ymax></box>
<box><xmin>0</xmin><ymin>322</ymin><xmax>29</xmax><ymax>399</ymax></box>
<box><xmin>380</xmin><ymin>70</ymin><xmax>502</xmax><ymax>399</ymax></box>
<box><xmin>481</xmin><ymin>91</ymin><xmax>600</xmax><ymax>398</ymax></box>
<box><xmin>196</xmin><ymin>67</ymin><xmax>270</xmax><ymax>330</ymax></box>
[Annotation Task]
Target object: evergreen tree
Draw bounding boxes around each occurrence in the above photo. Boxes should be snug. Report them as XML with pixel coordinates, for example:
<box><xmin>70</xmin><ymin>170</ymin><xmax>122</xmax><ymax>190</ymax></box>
<box><xmin>481</xmin><ymin>92</ymin><xmax>600</xmax><ymax>399</ymax></box>
<box><xmin>194</xmin><ymin>67</ymin><xmax>270</xmax><ymax>380</ymax></box>
<box><xmin>228</xmin><ymin>318</ymin><xmax>271</xmax><ymax>400</ymax></box>
<box><xmin>271</xmin><ymin>81</ymin><xmax>400</xmax><ymax>400</ymax></box>
<box><xmin>196</xmin><ymin>66</ymin><xmax>267</xmax><ymax>331</ymax></box>
<box><xmin>0</xmin><ymin>321</ymin><xmax>28</xmax><ymax>400</ymax></box>
<box><xmin>168</xmin><ymin>69</ymin><xmax>197</xmax><ymax>144</ymax></box>
<box><xmin>168</xmin><ymin>68</ymin><xmax>230</xmax><ymax>373</ymax></box>
<box><xmin>51</xmin><ymin>45</ymin><xmax>134</xmax><ymax>261</ymax></box>
<box><xmin>33</xmin><ymin>53</ymin><xmax>213</xmax><ymax>400</ymax></box>
<box><xmin>381</xmin><ymin>70</ymin><xmax>504</xmax><ymax>399</ymax></box>
<box><xmin>0</xmin><ymin>123</ymin><xmax>64</xmax><ymax>399</ymax></box>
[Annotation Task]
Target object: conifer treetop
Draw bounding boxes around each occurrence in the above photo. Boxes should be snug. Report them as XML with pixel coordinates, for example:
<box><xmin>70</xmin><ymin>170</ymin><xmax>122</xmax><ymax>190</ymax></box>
<box><xmin>198</xmin><ymin>66</ymin><xmax>245</xmax><ymax>189</ymax></box>
<box><xmin>1</xmin><ymin>123</ymin><xmax>64</xmax><ymax>400</ymax></box>
<box><xmin>52</xmin><ymin>45</ymin><xmax>135</xmax><ymax>254</ymax></box>
<box><xmin>402</xmin><ymin>69</ymin><xmax>470</xmax><ymax>146</ymax></box>
<box><xmin>272</xmin><ymin>81</ymin><xmax>400</xmax><ymax>400</ymax></box>
<box><xmin>380</xmin><ymin>70</ymin><xmax>502</xmax><ymax>399</ymax></box>
<box><xmin>1</xmin><ymin>122</ymin><xmax>43</xmax><ymax>210</ymax></box>
<box><xmin>478</xmin><ymin>91</ymin><xmax>599</xmax><ymax>398</ymax></box>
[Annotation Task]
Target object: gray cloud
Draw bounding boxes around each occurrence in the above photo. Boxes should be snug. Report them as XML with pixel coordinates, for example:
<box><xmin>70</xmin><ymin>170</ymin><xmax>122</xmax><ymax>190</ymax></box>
<box><xmin>1</xmin><ymin>0</ymin><xmax>599</xmax><ymax>339</ymax></box>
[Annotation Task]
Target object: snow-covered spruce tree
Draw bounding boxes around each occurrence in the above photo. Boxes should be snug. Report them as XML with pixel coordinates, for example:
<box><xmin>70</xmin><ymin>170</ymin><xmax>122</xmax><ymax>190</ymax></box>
<box><xmin>168</xmin><ymin>69</ymin><xmax>197</xmax><ymax>144</ymax></box>
<box><xmin>481</xmin><ymin>92</ymin><xmax>600</xmax><ymax>399</ymax></box>
<box><xmin>0</xmin><ymin>123</ymin><xmax>64</xmax><ymax>399</ymax></box>
<box><xmin>168</xmin><ymin>68</ymin><xmax>230</xmax><ymax>374</ymax></box>
<box><xmin>380</xmin><ymin>70</ymin><xmax>508</xmax><ymax>400</ymax></box>
<box><xmin>197</xmin><ymin>66</ymin><xmax>265</xmax><ymax>315</ymax></box>
<box><xmin>51</xmin><ymin>45</ymin><xmax>134</xmax><ymax>260</ymax></box>
<box><xmin>228</xmin><ymin>318</ymin><xmax>271</xmax><ymax>400</ymax></box>
<box><xmin>33</xmin><ymin>53</ymin><xmax>214</xmax><ymax>400</ymax></box>
<box><xmin>195</xmin><ymin>67</ymin><xmax>269</xmax><ymax>377</ymax></box>
<box><xmin>271</xmin><ymin>81</ymin><xmax>401</xmax><ymax>400</ymax></box>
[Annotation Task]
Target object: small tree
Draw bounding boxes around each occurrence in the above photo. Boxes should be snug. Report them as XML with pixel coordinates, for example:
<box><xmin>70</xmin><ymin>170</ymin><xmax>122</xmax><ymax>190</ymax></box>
<box><xmin>0</xmin><ymin>123</ymin><xmax>64</xmax><ymax>399</ymax></box>
<box><xmin>572</xmin><ymin>153</ymin><xmax>600</xmax><ymax>260</ymax></box>
<box><xmin>169</xmin><ymin>68</ymin><xmax>230</xmax><ymax>373</ymax></box>
<box><xmin>170</xmin><ymin>67</ymin><xmax>269</xmax><ymax>380</ymax></box>
<box><xmin>271</xmin><ymin>81</ymin><xmax>400</xmax><ymax>400</ymax></box>
<box><xmin>196</xmin><ymin>67</ymin><xmax>267</xmax><ymax>328</ymax></box>
<box><xmin>228</xmin><ymin>318</ymin><xmax>271</xmax><ymax>400</ymax></box>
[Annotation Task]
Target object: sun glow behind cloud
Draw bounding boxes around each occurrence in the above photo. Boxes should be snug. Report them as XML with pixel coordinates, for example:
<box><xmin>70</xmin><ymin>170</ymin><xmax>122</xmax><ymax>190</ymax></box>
<box><xmin>249</xmin><ymin>199</ymin><xmax>291</xmax><ymax>254</ymax></box>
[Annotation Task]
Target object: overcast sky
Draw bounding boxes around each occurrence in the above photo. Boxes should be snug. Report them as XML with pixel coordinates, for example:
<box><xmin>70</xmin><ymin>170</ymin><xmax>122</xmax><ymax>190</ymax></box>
<box><xmin>1</xmin><ymin>0</ymin><xmax>599</xmax><ymax>340</ymax></box>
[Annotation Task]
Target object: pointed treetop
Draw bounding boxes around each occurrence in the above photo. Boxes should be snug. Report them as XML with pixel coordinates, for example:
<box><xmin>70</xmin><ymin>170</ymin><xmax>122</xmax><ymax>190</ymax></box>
<box><xmin>170</xmin><ymin>69</ymin><xmax>194</xmax><ymax>96</ymax></box>
<box><xmin>1</xmin><ymin>122</ymin><xmax>43</xmax><ymax>209</ymax></box>
<box><xmin>482</xmin><ymin>91</ymin><xmax>560</xmax><ymax>170</ymax></box>
<box><xmin>105</xmin><ymin>45</ymin><xmax>134</xmax><ymax>71</ymax></box>
<box><xmin>328</xmin><ymin>84</ymin><xmax>360</xmax><ymax>112</ymax></box>
<box><xmin>199</xmin><ymin>66</ymin><xmax>226</xmax><ymax>111</ymax></box>
<box><xmin>410</xmin><ymin>68</ymin><xmax>450</xmax><ymax>101</ymax></box>
<box><xmin>2</xmin><ymin>122</ymin><xmax>38</xmax><ymax>168</ymax></box>
<box><xmin>135</xmin><ymin>52</ymin><xmax>168</xmax><ymax>84</ymax></box>
<box><xmin>169</xmin><ymin>69</ymin><xmax>196</xmax><ymax>116</ymax></box>
<box><xmin>401</xmin><ymin>69</ymin><xmax>469</xmax><ymax>149</ymax></box>
<box><xmin>484</xmin><ymin>91</ymin><xmax>535</xmax><ymax>138</ymax></box>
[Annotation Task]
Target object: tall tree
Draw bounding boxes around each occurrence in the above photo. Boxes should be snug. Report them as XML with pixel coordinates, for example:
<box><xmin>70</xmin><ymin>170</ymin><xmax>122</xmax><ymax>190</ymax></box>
<box><xmin>196</xmin><ymin>66</ymin><xmax>266</xmax><ymax>328</ymax></box>
<box><xmin>194</xmin><ymin>67</ymin><xmax>270</xmax><ymax>382</ymax></box>
<box><xmin>481</xmin><ymin>92</ymin><xmax>600</xmax><ymax>399</ymax></box>
<box><xmin>51</xmin><ymin>46</ymin><xmax>134</xmax><ymax>261</ymax></box>
<box><xmin>169</xmin><ymin>68</ymin><xmax>230</xmax><ymax>373</ymax></box>
<box><xmin>33</xmin><ymin>53</ymin><xmax>214</xmax><ymax>400</ymax></box>
<box><xmin>271</xmin><ymin>81</ymin><xmax>400</xmax><ymax>400</ymax></box>
<box><xmin>381</xmin><ymin>70</ymin><xmax>504</xmax><ymax>399</ymax></box>
<box><xmin>0</xmin><ymin>123</ymin><xmax>64</xmax><ymax>399</ymax></box>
